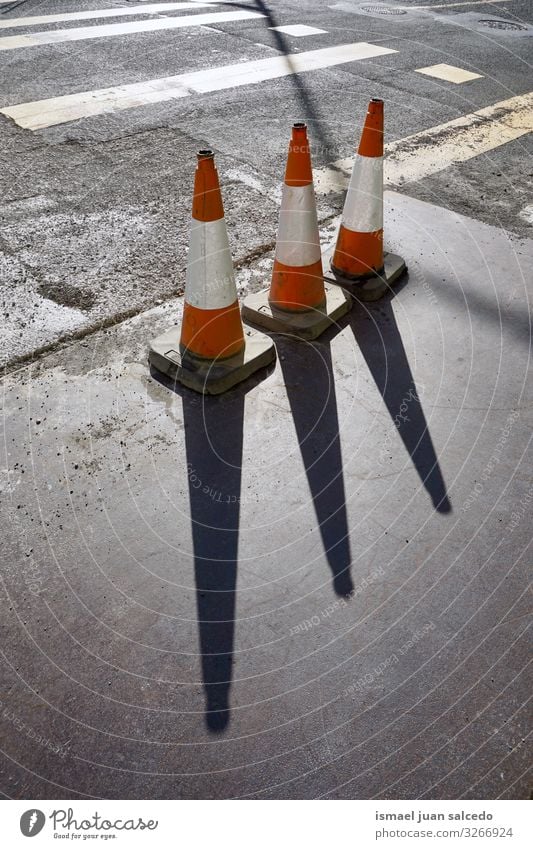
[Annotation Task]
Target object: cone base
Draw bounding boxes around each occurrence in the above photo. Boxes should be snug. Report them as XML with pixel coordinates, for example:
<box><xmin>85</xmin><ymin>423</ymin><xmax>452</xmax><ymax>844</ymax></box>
<box><xmin>325</xmin><ymin>250</ymin><xmax>407</xmax><ymax>302</ymax></box>
<box><xmin>149</xmin><ymin>326</ymin><xmax>275</xmax><ymax>395</ymax></box>
<box><xmin>242</xmin><ymin>283</ymin><xmax>351</xmax><ymax>341</ymax></box>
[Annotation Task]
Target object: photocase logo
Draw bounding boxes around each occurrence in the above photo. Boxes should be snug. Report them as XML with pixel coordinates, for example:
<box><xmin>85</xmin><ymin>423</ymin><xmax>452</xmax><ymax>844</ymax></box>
<box><xmin>20</xmin><ymin>809</ymin><xmax>45</xmax><ymax>837</ymax></box>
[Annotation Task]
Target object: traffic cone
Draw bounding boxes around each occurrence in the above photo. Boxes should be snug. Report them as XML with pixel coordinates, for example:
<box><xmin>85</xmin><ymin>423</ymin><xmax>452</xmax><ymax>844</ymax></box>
<box><xmin>149</xmin><ymin>149</ymin><xmax>275</xmax><ymax>394</ymax></box>
<box><xmin>326</xmin><ymin>99</ymin><xmax>406</xmax><ymax>301</ymax></box>
<box><xmin>242</xmin><ymin>122</ymin><xmax>350</xmax><ymax>340</ymax></box>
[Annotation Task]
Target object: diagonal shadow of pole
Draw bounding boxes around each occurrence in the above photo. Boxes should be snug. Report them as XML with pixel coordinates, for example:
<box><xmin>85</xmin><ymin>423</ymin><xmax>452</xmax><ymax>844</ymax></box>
<box><xmin>226</xmin><ymin>0</ymin><xmax>337</xmax><ymax>159</ymax></box>
<box><xmin>348</xmin><ymin>296</ymin><xmax>452</xmax><ymax>514</ymax></box>
<box><xmin>277</xmin><ymin>334</ymin><xmax>354</xmax><ymax>597</ymax></box>
<box><xmin>0</xmin><ymin>2</ymin><xmax>27</xmax><ymax>15</ymax></box>
<box><xmin>182</xmin><ymin>389</ymin><xmax>244</xmax><ymax>733</ymax></box>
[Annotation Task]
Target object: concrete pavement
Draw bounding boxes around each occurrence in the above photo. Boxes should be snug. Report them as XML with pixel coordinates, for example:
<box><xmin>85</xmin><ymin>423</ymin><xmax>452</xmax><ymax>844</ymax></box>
<box><xmin>1</xmin><ymin>190</ymin><xmax>531</xmax><ymax>798</ymax></box>
<box><xmin>0</xmin><ymin>0</ymin><xmax>531</xmax><ymax>801</ymax></box>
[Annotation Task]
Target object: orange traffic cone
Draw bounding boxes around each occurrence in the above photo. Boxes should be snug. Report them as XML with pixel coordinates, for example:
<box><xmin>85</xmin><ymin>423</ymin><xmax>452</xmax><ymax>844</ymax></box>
<box><xmin>332</xmin><ymin>98</ymin><xmax>384</xmax><ymax>280</ymax></box>
<box><xmin>242</xmin><ymin>122</ymin><xmax>350</xmax><ymax>340</ymax></box>
<box><xmin>180</xmin><ymin>149</ymin><xmax>244</xmax><ymax>362</ymax></box>
<box><xmin>270</xmin><ymin>121</ymin><xmax>325</xmax><ymax>312</ymax></box>
<box><xmin>149</xmin><ymin>149</ymin><xmax>275</xmax><ymax>394</ymax></box>
<box><xmin>327</xmin><ymin>99</ymin><xmax>406</xmax><ymax>301</ymax></box>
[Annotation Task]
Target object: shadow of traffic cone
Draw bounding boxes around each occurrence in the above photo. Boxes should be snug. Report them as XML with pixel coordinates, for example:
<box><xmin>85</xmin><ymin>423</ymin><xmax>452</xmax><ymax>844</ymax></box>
<box><xmin>325</xmin><ymin>99</ymin><xmax>406</xmax><ymax>301</ymax></box>
<box><xmin>242</xmin><ymin>122</ymin><xmax>350</xmax><ymax>340</ymax></box>
<box><xmin>149</xmin><ymin>149</ymin><xmax>275</xmax><ymax>394</ymax></box>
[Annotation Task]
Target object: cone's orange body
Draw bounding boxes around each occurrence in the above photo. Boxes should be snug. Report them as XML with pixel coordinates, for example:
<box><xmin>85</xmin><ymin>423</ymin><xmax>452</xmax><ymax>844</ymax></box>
<box><xmin>333</xmin><ymin>229</ymin><xmax>383</xmax><ymax>277</ymax></box>
<box><xmin>180</xmin><ymin>301</ymin><xmax>244</xmax><ymax>360</ymax></box>
<box><xmin>180</xmin><ymin>151</ymin><xmax>245</xmax><ymax>361</ymax></box>
<box><xmin>270</xmin><ymin>258</ymin><xmax>325</xmax><ymax>312</ymax></box>
<box><xmin>269</xmin><ymin>123</ymin><xmax>325</xmax><ymax>312</ymax></box>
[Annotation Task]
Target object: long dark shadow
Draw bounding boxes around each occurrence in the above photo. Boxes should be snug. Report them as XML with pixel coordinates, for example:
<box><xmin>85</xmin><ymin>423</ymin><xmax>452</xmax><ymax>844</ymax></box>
<box><xmin>277</xmin><ymin>335</ymin><xmax>354</xmax><ymax>597</ymax></box>
<box><xmin>182</xmin><ymin>390</ymin><xmax>245</xmax><ymax>732</ymax></box>
<box><xmin>348</xmin><ymin>298</ymin><xmax>452</xmax><ymax>514</ymax></box>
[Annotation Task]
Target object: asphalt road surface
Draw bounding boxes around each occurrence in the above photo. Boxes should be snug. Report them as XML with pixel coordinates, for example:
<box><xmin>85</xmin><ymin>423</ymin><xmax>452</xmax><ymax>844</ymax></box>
<box><xmin>1</xmin><ymin>0</ymin><xmax>532</xmax><ymax>365</ymax></box>
<box><xmin>0</xmin><ymin>0</ymin><xmax>531</xmax><ymax>802</ymax></box>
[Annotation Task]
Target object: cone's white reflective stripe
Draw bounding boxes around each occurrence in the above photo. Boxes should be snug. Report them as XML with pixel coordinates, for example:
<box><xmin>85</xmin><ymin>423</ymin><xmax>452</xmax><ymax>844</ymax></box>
<box><xmin>341</xmin><ymin>154</ymin><xmax>383</xmax><ymax>233</ymax></box>
<box><xmin>185</xmin><ymin>218</ymin><xmax>237</xmax><ymax>310</ymax></box>
<box><xmin>275</xmin><ymin>183</ymin><xmax>322</xmax><ymax>266</ymax></box>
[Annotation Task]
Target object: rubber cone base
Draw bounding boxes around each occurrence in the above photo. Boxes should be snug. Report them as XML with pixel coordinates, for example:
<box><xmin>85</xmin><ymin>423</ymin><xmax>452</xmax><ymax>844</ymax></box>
<box><xmin>149</xmin><ymin>326</ymin><xmax>275</xmax><ymax>395</ymax></box>
<box><xmin>242</xmin><ymin>283</ymin><xmax>350</xmax><ymax>340</ymax></box>
<box><xmin>324</xmin><ymin>249</ymin><xmax>407</xmax><ymax>302</ymax></box>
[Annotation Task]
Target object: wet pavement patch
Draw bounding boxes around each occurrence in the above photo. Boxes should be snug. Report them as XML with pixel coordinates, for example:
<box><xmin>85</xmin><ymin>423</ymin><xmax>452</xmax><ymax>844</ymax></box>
<box><xmin>37</xmin><ymin>280</ymin><xmax>97</xmax><ymax>311</ymax></box>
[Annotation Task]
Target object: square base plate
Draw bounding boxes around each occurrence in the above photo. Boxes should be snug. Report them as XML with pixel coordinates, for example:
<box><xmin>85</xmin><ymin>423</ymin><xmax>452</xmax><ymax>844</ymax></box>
<box><xmin>148</xmin><ymin>326</ymin><xmax>276</xmax><ymax>395</ymax></box>
<box><xmin>323</xmin><ymin>250</ymin><xmax>407</xmax><ymax>302</ymax></box>
<box><xmin>242</xmin><ymin>282</ymin><xmax>351</xmax><ymax>340</ymax></box>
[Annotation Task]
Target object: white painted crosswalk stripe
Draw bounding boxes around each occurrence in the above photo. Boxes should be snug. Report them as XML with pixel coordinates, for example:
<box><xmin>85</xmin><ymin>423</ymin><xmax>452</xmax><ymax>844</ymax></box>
<box><xmin>0</xmin><ymin>3</ymin><xmax>214</xmax><ymax>30</ymax></box>
<box><xmin>0</xmin><ymin>9</ymin><xmax>264</xmax><ymax>51</ymax></box>
<box><xmin>270</xmin><ymin>25</ymin><xmax>328</xmax><ymax>37</ymax></box>
<box><xmin>1</xmin><ymin>42</ymin><xmax>397</xmax><ymax>130</ymax></box>
<box><xmin>315</xmin><ymin>92</ymin><xmax>533</xmax><ymax>192</ymax></box>
<box><xmin>415</xmin><ymin>63</ymin><xmax>483</xmax><ymax>84</ymax></box>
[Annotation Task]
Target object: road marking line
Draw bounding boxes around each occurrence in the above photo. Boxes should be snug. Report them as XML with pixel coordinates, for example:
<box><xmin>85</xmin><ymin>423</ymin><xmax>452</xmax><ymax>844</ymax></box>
<box><xmin>270</xmin><ymin>25</ymin><xmax>328</xmax><ymax>37</ymax></box>
<box><xmin>315</xmin><ymin>91</ymin><xmax>533</xmax><ymax>193</ymax></box>
<box><xmin>415</xmin><ymin>63</ymin><xmax>483</xmax><ymax>83</ymax></box>
<box><xmin>0</xmin><ymin>3</ymin><xmax>214</xmax><ymax>30</ymax></box>
<box><xmin>406</xmin><ymin>1</ymin><xmax>515</xmax><ymax>8</ymax></box>
<box><xmin>1</xmin><ymin>42</ymin><xmax>397</xmax><ymax>130</ymax></box>
<box><xmin>0</xmin><ymin>9</ymin><xmax>264</xmax><ymax>51</ymax></box>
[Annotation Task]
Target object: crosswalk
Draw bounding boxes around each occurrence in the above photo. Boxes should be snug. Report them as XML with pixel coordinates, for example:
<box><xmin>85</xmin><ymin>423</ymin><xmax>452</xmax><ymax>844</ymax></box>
<box><xmin>0</xmin><ymin>1</ymin><xmax>401</xmax><ymax>130</ymax></box>
<box><xmin>2</xmin><ymin>42</ymin><xmax>397</xmax><ymax>130</ymax></box>
<box><xmin>0</xmin><ymin>0</ymin><xmax>529</xmax><ymax>145</ymax></box>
